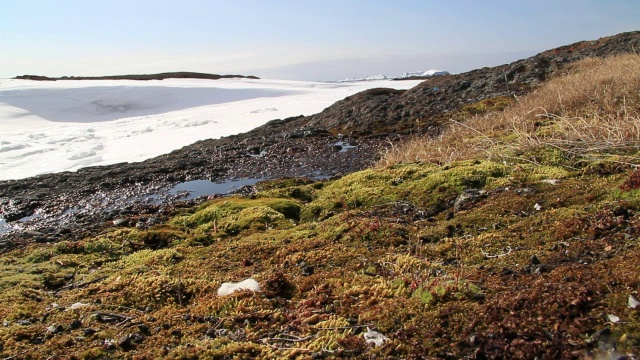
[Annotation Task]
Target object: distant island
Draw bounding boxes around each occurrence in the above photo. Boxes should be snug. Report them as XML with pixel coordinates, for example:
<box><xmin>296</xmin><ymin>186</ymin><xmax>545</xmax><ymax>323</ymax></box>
<box><xmin>13</xmin><ymin>72</ymin><xmax>260</xmax><ymax>81</ymax></box>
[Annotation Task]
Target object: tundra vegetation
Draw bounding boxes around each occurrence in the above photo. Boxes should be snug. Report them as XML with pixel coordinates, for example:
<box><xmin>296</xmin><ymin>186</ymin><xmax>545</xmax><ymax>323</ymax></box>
<box><xmin>0</xmin><ymin>55</ymin><xmax>639</xmax><ymax>359</ymax></box>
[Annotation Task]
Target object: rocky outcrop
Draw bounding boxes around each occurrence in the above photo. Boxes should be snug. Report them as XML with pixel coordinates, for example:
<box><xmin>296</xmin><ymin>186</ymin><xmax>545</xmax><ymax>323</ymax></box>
<box><xmin>302</xmin><ymin>31</ymin><xmax>640</xmax><ymax>135</ymax></box>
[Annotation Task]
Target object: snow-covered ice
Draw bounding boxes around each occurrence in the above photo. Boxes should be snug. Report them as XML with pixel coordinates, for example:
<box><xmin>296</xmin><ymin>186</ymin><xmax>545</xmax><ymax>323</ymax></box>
<box><xmin>0</xmin><ymin>77</ymin><xmax>422</xmax><ymax>181</ymax></box>
<box><xmin>400</xmin><ymin>69</ymin><xmax>450</xmax><ymax>78</ymax></box>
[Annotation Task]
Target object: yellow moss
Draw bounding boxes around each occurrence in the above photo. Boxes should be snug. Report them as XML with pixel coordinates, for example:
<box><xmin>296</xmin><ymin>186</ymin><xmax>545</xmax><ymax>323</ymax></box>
<box><xmin>171</xmin><ymin>197</ymin><xmax>301</xmax><ymax>233</ymax></box>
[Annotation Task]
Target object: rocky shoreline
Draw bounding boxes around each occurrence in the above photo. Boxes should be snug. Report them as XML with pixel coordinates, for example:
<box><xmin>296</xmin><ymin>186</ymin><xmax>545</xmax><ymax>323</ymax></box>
<box><xmin>2</xmin><ymin>30</ymin><xmax>640</xmax><ymax>248</ymax></box>
<box><xmin>0</xmin><ymin>126</ymin><xmax>394</xmax><ymax>246</ymax></box>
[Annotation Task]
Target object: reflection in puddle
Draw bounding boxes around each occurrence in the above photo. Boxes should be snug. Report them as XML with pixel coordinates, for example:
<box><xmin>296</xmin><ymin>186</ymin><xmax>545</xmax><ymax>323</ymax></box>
<box><xmin>333</xmin><ymin>141</ymin><xmax>358</xmax><ymax>153</ymax></box>
<box><xmin>0</xmin><ymin>219</ymin><xmax>13</xmax><ymax>233</ymax></box>
<box><xmin>18</xmin><ymin>212</ymin><xmax>43</xmax><ymax>222</ymax></box>
<box><xmin>168</xmin><ymin>178</ymin><xmax>263</xmax><ymax>200</ymax></box>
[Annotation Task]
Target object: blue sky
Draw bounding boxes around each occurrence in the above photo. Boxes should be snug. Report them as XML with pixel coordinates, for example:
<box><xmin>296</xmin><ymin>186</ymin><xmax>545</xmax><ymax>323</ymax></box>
<box><xmin>1</xmin><ymin>0</ymin><xmax>638</xmax><ymax>80</ymax></box>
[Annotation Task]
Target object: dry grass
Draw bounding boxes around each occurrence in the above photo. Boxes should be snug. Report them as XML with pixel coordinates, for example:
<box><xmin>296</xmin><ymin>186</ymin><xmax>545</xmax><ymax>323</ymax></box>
<box><xmin>379</xmin><ymin>54</ymin><xmax>640</xmax><ymax>167</ymax></box>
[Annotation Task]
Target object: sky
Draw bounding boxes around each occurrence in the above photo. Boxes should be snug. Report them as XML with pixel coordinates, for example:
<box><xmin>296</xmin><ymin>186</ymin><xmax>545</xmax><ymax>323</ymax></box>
<box><xmin>1</xmin><ymin>0</ymin><xmax>638</xmax><ymax>81</ymax></box>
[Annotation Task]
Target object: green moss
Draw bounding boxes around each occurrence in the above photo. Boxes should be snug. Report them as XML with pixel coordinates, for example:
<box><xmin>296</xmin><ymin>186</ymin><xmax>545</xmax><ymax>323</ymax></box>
<box><xmin>110</xmin><ymin>248</ymin><xmax>183</xmax><ymax>274</ymax></box>
<box><xmin>302</xmin><ymin>161</ymin><xmax>510</xmax><ymax>221</ymax></box>
<box><xmin>133</xmin><ymin>227</ymin><xmax>186</xmax><ymax>249</ymax></box>
<box><xmin>2</xmin><ymin>135</ymin><xmax>640</xmax><ymax>358</ymax></box>
<box><xmin>171</xmin><ymin>197</ymin><xmax>301</xmax><ymax>231</ymax></box>
<box><xmin>217</xmin><ymin>205</ymin><xmax>290</xmax><ymax>236</ymax></box>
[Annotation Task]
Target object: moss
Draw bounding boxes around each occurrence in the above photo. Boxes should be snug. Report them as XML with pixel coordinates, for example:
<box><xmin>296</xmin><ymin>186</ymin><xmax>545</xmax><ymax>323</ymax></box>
<box><xmin>171</xmin><ymin>197</ymin><xmax>301</xmax><ymax>231</ymax></box>
<box><xmin>136</xmin><ymin>227</ymin><xmax>186</xmax><ymax>249</ymax></box>
<box><xmin>217</xmin><ymin>205</ymin><xmax>290</xmax><ymax>236</ymax></box>
<box><xmin>110</xmin><ymin>248</ymin><xmax>183</xmax><ymax>274</ymax></box>
<box><xmin>301</xmin><ymin>161</ymin><xmax>509</xmax><ymax>221</ymax></box>
<box><xmin>2</xmin><ymin>148</ymin><xmax>640</xmax><ymax>358</ymax></box>
<box><xmin>461</xmin><ymin>96</ymin><xmax>515</xmax><ymax>115</ymax></box>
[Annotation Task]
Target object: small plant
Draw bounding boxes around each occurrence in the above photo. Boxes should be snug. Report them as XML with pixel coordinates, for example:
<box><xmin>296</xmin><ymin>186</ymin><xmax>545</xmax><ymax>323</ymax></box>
<box><xmin>620</xmin><ymin>168</ymin><xmax>640</xmax><ymax>191</ymax></box>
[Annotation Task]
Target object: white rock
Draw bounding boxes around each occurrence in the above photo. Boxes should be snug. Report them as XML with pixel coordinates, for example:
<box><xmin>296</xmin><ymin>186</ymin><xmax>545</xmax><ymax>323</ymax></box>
<box><xmin>217</xmin><ymin>278</ymin><xmax>260</xmax><ymax>296</ymax></box>
<box><xmin>66</xmin><ymin>302</ymin><xmax>90</xmax><ymax>311</ymax></box>
<box><xmin>534</xmin><ymin>203</ymin><xmax>542</xmax><ymax>211</ymax></box>
<box><xmin>607</xmin><ymin>314</ymin><xmax>620</xmax><ymax>323</ymax></box>
<box><xmin>541</xmin><ymin>179</ymin><xmax>561</xmax><ymax>185</ymax></box>
<box><xmin>629</xmin><ymin>295</ymin><xmax>640</xmax><ymax>309</ymax></box>
<box><xmin>363</xmin><ymin>327</ymin><xmax>388</xmax><ymax>347</ymax></box>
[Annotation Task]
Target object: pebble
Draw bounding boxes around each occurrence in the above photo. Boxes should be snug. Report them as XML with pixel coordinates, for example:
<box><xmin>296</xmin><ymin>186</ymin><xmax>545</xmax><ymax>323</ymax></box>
<box><xmin>299</xmin><ymin>261</ymin><xmax>314</xmax><ymax>276</ymax></box>
<box><xmin>205</xmin><ymin>327</ymin><xmax>217</xmax><ymax>338</ymax></box>
<box><xmin>68</xmin><ymin>319</ymin><xmax>82</xmax><ymax>330</ymax></box>
<box><xmin>530</xmin><ymin>255</ymin><xmax>541</xmax><ymax>265</ymax></box>
<box><xmin>118</xmin><ymin>335</ymin><xmax>132</xmax><ymax>349</ymax></box>
<box><xmin>113</xmin><ymin>218</ymin><xmax>128</xmax><ymax>226</ymax></box>
<box><xmin>138</xmin><ymin>323</ymin><xmax>151</xmax><ymax>335</ymax></box>
<box><xmin>46</xmin><ymin>323</ymin><xmax>63</xmax><ymax>335</ymax></box>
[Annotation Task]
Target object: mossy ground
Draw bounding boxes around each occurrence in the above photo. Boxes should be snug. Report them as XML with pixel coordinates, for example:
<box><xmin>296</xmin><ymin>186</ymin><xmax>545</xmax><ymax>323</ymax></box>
<box><xmin>0</xmin><ymin>158</ymin><xmax>639</xmax><ymax>359</ymax></box>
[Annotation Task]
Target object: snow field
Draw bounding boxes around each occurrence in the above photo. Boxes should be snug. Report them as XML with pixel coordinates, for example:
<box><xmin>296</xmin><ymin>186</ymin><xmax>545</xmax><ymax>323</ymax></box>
<box><xmin>0</xmin><ymin>78</ymin><xmax>422</xmax><ymax>180</ymax></box>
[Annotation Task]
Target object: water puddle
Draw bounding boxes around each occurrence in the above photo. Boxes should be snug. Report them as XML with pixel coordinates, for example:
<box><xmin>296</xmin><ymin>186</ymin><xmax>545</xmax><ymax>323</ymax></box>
<box><xmin>248</xmin><ymin>150</ymin><xmax>268</xmax><ymax>158</ymax></box>
<box><xmin>18</xmin><ymin>211</ymin><xmax>43</xmax><ymax>222</ymax></box>
<box><xmin>168</xmin><ymin>178</ymin><xmax>263</xmax><ymax>200</ymax></box>
<box><xmin>0</xmin><ymin>219</ymin><xmax>14</xmax><ymax>233</ymax></box>
<box><xmin>333</xmin><ymin>141</ymin><xmax>358</xmax><ymax>153</ymax></box>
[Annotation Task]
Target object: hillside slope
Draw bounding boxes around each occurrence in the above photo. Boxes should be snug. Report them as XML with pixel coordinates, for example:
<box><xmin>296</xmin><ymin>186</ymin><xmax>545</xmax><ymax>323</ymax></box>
<box><xmin>0</xmin><ymin>38</ymin><xmax>639</xmax><ymax>358</ymax></box>
<box><xmin>2</xmin><ymin>32</ymin><xmax>640</xmax><ymax>237</ymax></box>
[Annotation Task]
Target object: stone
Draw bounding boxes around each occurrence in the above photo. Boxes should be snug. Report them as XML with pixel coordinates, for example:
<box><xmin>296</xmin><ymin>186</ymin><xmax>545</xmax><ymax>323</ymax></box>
<box><xmin>454</xmin><ymin>189</ymin><xmax>486</xmax><ymax>212</ymax></box>
<box><xmin>118</xmin><ymin>335</ymin><xmax>132</xmax><ymax>349</ymax></box>
<box><xmin>205</xmin><ymin>327</ymin><xmax>217</xmax><ymax>338</ymax></box>
<box><xmin>530</xmin><ymin>255</ymin><xmax>541</xmax><ymax>265</ymax></box>
<box><xmin>112</xmin><ymin>218</ymin><xmax>128</xmax><ymax>226</ymax></box>
<box><xmin>217</xmin><ymin>278</ymin><xmax>260</xmax><ymax>296</ymax></box>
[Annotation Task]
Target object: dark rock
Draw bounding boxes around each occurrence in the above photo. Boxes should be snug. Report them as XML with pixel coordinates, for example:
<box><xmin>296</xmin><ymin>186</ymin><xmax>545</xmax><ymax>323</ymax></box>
<box><xmin>68</xmin><ymin>319</ymin><xmax>82</xmax><ymax>330</ymax></box>
<box><xmin>137</xmin><ymin>323</ymin><xmax>151</xmax><ymax>335</ymax></box>
<box><xmin>205</xmin><ymin>327</ymin><xmax>217</xmax><ymax>338</ymax></box>
<box><xmin>130</xmin><ymin>333</ymin><xmax>146</xmax><ymax>344</ymax></box>
<box><xmin>24</xmin><ymin>230</ymin><xmax>44</xmax><ymax>237</ymax></box>
<box><xmin>83</xmin><ymin>328</ymin><xmax>97</xmax><ymax>336</ymax></box>
<box><xmin>514</xmin><ymin>188</ymin><xmax>536</xmax><ymax>196</ymax></box>
<box><xmin>612</xmin><ymin>206</ymin><xmax>630</xmax><ymax>218</ymax></box>
<box><xmin>530</xmin><ymin>255</ymin><xmax>541</xmax><ymax>265</ymax></box>
<box><xmin>298</xmin><ymin>261</ymin><xmax>315</xmax><ymax>276</ymax></box>
<box><xmin>170</xmin><ymin>329</ymin><xmax>183</xmax><ymax>338</ymax></box>
<box><xmin>454</xmin><ymin>189</ymin><xmax>487</xmax><ymax>212</ymax></box>
<box><xmin>301</xmin><ymin>265</ymin><xmax>314</xmax><ymax>276</ymax></box>
<box><xmin>118</xmin><ymin>335</ymin><xmax>132</xmax><ymax>349</ymax></box>
<box><xmin>247</xmin><ymin>146</ymin><xmax>261</xmax><ymax>155</ymax></box>
<box><xmin>46</xmin><ymin>323</ymin><xmax>63</xmax><ymax>336</ymax></box>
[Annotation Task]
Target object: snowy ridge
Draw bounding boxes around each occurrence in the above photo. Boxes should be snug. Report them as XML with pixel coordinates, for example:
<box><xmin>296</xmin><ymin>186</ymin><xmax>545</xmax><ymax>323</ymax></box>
<box><xmin>333</xmin><ymin>69</ymin><xmax>450</xmax><ymax>83</ymax></box>
<box><xmin>400</xmin><ymin>69</ymin><xmax>450</xmax><ymax>78</ymax></box>
<box><xmin>337</xmin><ymin>74</ymin><xmax>388</xmax><ymax>83</ymax></box>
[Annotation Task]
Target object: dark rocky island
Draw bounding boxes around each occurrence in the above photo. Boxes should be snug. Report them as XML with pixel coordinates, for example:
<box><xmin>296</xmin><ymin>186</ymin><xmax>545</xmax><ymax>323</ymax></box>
<box><xmin>13</xmin><ymin>72</ymin><xmax>260</xmax><ymax>81</ymax></box>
